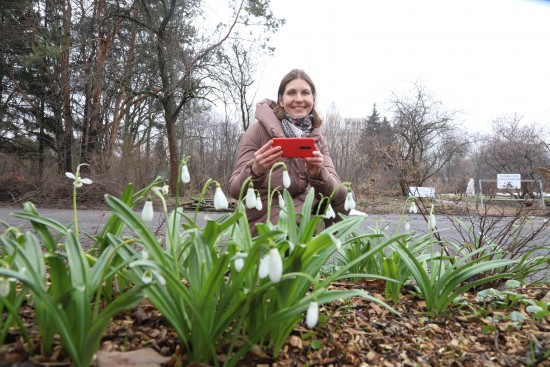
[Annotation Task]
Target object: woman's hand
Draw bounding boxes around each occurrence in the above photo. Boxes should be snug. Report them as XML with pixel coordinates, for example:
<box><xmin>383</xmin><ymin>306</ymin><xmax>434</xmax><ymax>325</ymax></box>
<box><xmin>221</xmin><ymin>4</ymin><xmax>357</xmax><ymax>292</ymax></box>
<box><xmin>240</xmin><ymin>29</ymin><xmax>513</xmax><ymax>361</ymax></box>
<box><xmin>252</xmin><ymin>140</ymin><xmax>283</xmax><ymax>176</ymax></box>
<box><xmin>304</xmin><ymin>149</ymin><xmax>323</xmax><ymax>178</ymax></box>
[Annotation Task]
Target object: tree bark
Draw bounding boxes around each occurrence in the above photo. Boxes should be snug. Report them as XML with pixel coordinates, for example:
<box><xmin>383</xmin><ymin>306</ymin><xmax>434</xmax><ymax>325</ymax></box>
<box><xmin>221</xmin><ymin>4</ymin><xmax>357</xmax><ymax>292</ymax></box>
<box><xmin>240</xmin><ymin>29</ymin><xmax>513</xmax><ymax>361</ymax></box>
<box><xmin>60</xmin><ymin>0</ymin><xmax>73</xmax><ymax>173</ymax></box>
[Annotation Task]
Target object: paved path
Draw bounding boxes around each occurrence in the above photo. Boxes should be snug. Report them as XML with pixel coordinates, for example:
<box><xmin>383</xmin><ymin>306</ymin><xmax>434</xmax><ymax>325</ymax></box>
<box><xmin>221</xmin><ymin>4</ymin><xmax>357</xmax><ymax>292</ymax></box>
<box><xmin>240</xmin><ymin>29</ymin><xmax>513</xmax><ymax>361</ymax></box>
<box><xmin>0</xmin><ymin>206</ymin><xmax>454</xmax><ymax>238</ymax></box>
<box><xmin>2</xmin><ymin>206</ymin><xmax>548</xmax><ymax>281</ymax></box>
<box><xmin>2</xmin><ymin>205</ymin><xmax>548</xmax><ymax>244</ymax></box>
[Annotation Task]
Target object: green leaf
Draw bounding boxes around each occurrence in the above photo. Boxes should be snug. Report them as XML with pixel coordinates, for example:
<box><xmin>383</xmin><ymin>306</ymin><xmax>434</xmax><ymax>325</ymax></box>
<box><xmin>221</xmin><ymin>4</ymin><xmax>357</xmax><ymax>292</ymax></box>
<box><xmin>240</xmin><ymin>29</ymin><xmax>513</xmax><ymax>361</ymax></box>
<box><xmin>508</xmin><ymin>311</ymin><xmax>526</xmax><ymax>324</ymax></box>
<box><xmin>310</xmin><ymin>339</ymin><xmax>322</xmax><ymax>350</ymax></box>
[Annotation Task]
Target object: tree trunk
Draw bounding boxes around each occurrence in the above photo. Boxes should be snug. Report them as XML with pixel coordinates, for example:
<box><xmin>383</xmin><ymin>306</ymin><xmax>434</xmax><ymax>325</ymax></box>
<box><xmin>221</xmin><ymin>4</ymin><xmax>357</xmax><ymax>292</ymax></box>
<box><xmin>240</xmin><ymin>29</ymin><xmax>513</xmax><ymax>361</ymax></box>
<box><xmin>60</xmin><ymin>0</ymin><xmax>73</xmax><ymax>173</ymax></box>
<box><xmin>166</xmin><ymin>118</ymin><xmax>179</xmax><ymax>193</ymax></box>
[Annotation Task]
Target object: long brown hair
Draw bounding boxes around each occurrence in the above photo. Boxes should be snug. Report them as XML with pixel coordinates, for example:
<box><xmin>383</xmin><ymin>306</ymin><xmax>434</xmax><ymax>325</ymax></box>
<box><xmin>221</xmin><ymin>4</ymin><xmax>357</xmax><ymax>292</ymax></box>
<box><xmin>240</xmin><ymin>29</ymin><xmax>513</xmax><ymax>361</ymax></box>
<box><xmin>272</xmin><ymin>69</ymin><xmax>323</xmax><ymax>127</ymax></box>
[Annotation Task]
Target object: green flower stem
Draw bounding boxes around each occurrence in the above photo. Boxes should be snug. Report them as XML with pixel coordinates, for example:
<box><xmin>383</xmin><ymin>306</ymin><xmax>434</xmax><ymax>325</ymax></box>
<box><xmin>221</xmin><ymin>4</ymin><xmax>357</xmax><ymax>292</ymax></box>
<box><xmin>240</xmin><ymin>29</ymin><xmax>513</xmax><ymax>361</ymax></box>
<box><xmin>72</xmin><ymin>182</ymin><xmax>79</xmax><ymax>238</ymax></box>
<box><xmin>266</xmin><ymin>162</ymin><xmax>286</xmax><ymax>222</ymax></box>
<box><xmin>229</xmin><ymin>176</ymin><xmax>252</xmax><ymax>238</ymax></box>
<box><xmin>174</xmin><ymin>156</ymin><xmax>190</xmax><ymax>208</ymax></box>
<box><xmin>193</xmin><ymin>179</ymin><xmax>214</xmax><ymax>222</ymax></box>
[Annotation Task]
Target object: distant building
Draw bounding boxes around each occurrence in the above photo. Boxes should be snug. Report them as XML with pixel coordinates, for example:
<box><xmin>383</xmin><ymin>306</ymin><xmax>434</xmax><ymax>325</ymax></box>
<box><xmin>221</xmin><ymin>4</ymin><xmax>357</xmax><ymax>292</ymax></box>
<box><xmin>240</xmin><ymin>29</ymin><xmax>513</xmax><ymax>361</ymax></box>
<box><xmin>344</xmin><ymin>118</ymin><xmax>367</xmax><ymax>130</ymax></box>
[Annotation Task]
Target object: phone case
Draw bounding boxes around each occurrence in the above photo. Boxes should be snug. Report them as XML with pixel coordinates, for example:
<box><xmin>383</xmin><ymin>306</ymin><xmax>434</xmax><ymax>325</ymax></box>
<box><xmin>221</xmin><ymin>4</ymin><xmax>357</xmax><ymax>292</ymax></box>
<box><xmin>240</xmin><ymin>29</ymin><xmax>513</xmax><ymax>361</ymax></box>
<box><xmin>272</xmin><ymin>137</ymin><xmax>315</xmax><ymax>158</ymax></box>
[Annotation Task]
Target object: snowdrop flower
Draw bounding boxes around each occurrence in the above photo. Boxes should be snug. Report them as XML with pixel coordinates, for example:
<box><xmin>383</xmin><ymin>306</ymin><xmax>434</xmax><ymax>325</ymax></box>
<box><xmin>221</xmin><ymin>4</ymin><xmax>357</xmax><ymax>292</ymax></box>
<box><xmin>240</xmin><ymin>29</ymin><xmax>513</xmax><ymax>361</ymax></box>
<box><xmin>255</xmin><ymin>193</ymin><xmax>263</xmax><ymax>211</ymax></box>
<box><xmin>141</xmin><ymin>269</ymin><xmax>165</xmax><ymax>285</ymax></box>
<box><xmin>0</xmin><ymin>277</ymin><xmax>11</xmax><ymax>297</ymax></box>
<box><xmin>429</xmin><ymin>213</ymin><xmax>437</xmax><ymax>228</ymax></box>
<box><xmin>152</xmin><ymin>185</ymin><xmax>169</xmax><ymax>196</ymax></box>
<box><xmin>65</xmin><ymin>171</ymin><xmax>92</xmax><ymax>188</ymax></box>
<box><xmin>324</xmin><ymin>204</ymin><xmax>335</xmax><ymax>219</ymax></box>
<box><xmin>141</xmin><ymin>197</ymin><xmax>154</xmax><ymax>224</ymax></box>
<box><xmin>282</xmin><ymin>168</ymin><xmax>291</xmax><ymax>189</ymax></box>
<box><xmin>409</xmin><ymin>201</ymin><xmax>418</xmax><ymax>214</ymax></box>
<box><xmin>245</xmin><ymin>185</ymin><xmax>257</xmax><ymax>209</ymax></box>
<box><xmin>258</xmin><ymin>255</ymin><xmax>269</xmax><ymax>279</ymax></box>
<box><xmin>141</xmin><ymin>269</ymin><xmax>153</xmax><ymax>284</ymax></box>
<box><xmin>344</xmin><ymin>191</ymin><xmax>356</xmax><ymax>211</ymax></box>
<box><xmin>234</xmin><ymin>252</ymin><xmax>246</xmax><ymax>272</ymax></box>
<box><xmin>405</xmin><ymin>220</ymin><xmax>411</xmax><ymax>231</ymax></box>
<box><xmin>180</xmin><ymin>164</ymin><xmax>191</xmax><ymax>184</ymax></box>
<box><xmin>214</xmin><ymin>184</ymin><xmax>229</xmax><ymax>210</ymax></box>
<box><xmin>278</xmin><ymin>193</ymin><xmax>285</xmax><ymax>209</ymax></box>
<box><xmin>268</xmin><ymin>248</ymin><xmax>283</xmax><ymax>283</ymax></box>
<box><xmin>306</xmin><ymin>301</ymin><xmax>319</xmax><ymax>328</ymax></box>
<box><xmin>235</xmin><ymin>257</ymin><xmax>244</xmax><ymax>272</ymax></box>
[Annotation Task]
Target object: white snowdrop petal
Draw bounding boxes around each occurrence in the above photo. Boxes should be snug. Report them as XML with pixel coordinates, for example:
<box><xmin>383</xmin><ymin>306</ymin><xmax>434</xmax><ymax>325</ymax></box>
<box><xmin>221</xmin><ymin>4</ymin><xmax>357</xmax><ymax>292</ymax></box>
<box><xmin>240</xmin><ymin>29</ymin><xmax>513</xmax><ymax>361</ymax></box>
<box><xmin>214</xmin><ymin>187</ymin><xmax>229</xmax><ymax>210</ymax></box>
<box><xmin>255</xmin><ymin>195</ymin><xmax>263</xmax><ymax>211</ymax></box>
<box><xmin>282</xmin><ymin>170</ymin><xmax>291</xmax><ymax>188</ymax></box>
<box><xmin>245</xmin><ymin>187</ymin><xmax>257</xmax><ymax>209</ymax></box>
<box><xmin>141</xmin><ymin>201</ymin><xmax>154</xmax><ymax>223</ymax></box>
<box><xmin>258</xmin><ymin>255</ymin><xmax>269</xmax><ymax>279</ymax></box>
<box><xmin>278</xmin><ymin>194</ymin><xmax>285</xmax><ymax>209</ymax></box>
<box><xmin>235</xmin><ymin>258</ymin><xmax>244</xmax><ymax>272</ymax></box>
<box><xmin>180</xmin><ymin>165</ymin><xmax>191</xmax><ymax>184</ymax></box>
<box><xmin>268</xmin><ymin>248</ymin><xmax>283</xmax><ymax>283</ymax></box>
<box><xmin>306</xmin><ymin>301</ymin><xmax>319</xmax><ymax>328</ymax></box>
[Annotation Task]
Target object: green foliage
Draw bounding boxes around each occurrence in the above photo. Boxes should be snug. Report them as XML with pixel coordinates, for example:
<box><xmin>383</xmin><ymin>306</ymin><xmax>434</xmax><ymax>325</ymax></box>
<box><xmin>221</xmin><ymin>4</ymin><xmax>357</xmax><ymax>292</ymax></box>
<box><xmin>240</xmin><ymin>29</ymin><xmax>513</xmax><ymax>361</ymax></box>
<box><xmin>336</xmin><ymin>226</ymin><xmax>430</xmax><ymax>304</ymax></box>
<box><xmin>104</xmin><ymin>175</ymin><xmax>397</xmax><ymax>366</ymax></box>
<box><xmin>476</xmin><ymin>287</ymin><xmax>550</xmax><ymax>322</ymax></box>
<box><xmin>452</xmin><ymin>217</ymin><xmax>550</xmax><ymax>284</ymax></box>
<box><xmin>1</xmin><ymin>205</ymin><xmax>145</xmax><ymax>367</ymax></box>
<box><xmin>390</xmin><ymin>238</ymin><xmax>516</xmax><ymax>315</ymax></box>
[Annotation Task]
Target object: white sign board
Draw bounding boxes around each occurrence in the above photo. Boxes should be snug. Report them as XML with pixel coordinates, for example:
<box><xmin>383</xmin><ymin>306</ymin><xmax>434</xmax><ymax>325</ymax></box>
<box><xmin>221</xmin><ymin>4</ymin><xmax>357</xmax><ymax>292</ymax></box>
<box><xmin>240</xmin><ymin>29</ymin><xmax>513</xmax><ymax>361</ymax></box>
<box><xmin>408</xmin><ymin>186</ymin><xmax>436</xmax><ymax>198</ymax></box>
<box><xmin>497</xmin><ymin>174</ymin><xmax>521</xmax><ymax>189</ymax></box>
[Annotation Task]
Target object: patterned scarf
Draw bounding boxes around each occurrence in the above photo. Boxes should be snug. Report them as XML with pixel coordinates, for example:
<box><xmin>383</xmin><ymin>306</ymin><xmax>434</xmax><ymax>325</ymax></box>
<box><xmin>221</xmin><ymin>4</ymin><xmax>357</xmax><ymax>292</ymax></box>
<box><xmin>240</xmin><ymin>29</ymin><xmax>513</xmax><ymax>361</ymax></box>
<box><xmin>281</xmin><ymin>114</ymin><xmax>313</xmax><ymax>137</ymax></box>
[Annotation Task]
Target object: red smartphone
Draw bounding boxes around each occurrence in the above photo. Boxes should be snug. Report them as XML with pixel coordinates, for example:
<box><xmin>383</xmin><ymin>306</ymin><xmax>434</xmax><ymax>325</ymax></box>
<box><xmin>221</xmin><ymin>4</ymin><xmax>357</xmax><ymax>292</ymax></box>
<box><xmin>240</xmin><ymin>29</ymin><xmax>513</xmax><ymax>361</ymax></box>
<box><xmin>272</xmin><ymin>137</ymin><xmax>316</xmax><ymax>158</ymax></box>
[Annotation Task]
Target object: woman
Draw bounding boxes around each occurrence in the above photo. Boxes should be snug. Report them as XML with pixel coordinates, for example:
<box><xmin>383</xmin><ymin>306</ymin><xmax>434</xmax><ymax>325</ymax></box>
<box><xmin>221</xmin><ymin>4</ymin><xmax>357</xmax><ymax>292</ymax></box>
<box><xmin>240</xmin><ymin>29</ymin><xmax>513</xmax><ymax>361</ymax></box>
<box><xmin>229</xmin><ymin>69</ymin><xmax>350</xmax><ymax>234</ymax></box>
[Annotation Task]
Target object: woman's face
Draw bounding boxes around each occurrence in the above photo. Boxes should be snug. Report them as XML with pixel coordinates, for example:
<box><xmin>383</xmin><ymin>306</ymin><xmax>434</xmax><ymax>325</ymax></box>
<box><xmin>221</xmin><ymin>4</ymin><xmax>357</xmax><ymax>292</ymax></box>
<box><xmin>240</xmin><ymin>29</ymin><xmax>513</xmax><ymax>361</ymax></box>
<box><xmin>279</xmin><ymin>78</ymin><xmax>314</xmax><ymax>118</ymax></box>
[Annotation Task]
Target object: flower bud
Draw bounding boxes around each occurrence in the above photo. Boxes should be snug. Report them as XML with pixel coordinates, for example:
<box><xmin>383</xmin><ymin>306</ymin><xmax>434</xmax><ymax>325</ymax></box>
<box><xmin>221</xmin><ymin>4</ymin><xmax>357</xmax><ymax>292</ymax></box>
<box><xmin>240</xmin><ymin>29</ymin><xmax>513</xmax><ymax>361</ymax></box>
<box><xmin>141</xmin><ymin>198</ymin><xmax>154</xmax><ymax>224</ymax></box>
<box><xmin>180</xmin><ymin>164</ymin><xmax>191</xmax><ymax>184</ymax></box>
<box><xmin>268</xmin><ymin>248</ymin><xmax>283</xmax><ymax>283</ymax></box>
<box><xmin>282</xmin><ymin>169</ymin><xmax>291</xmax><ymax>189</ymax></box>
<box><xmin>245</xmin><ymin>186</ymin><xmax>257</xmax><ymax>209</ymax></box>
<box><xmin>214</xmin><ymin>185</ymin><xmax>229</xmax><ymax>210</ymax></box>
<box><xmin>306</xmin><ymin>301</ymin><xmax>319</xmax><ymax>328</ymax></box>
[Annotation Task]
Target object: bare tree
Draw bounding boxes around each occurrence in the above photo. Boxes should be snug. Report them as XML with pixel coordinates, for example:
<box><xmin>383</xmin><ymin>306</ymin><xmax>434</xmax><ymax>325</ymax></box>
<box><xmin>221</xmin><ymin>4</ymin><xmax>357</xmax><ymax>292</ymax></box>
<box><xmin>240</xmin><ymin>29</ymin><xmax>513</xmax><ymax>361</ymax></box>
<box><xmin>387</xmin><ymin>83</ymin><xmax>469</xmax><ymax>195</ymax></box>
<box><xmin>356</xmin><ymin>104</ymin><xmax>396</xmax><ymax>195</ymax></box>
<box><xmin>127</xmin><ymin>0</ymin><xmax>282</xmax><ymax>193</ymax></box>
<box><xmin>474</xmin><ymin>114</ymin><xmax>550</xmax><ymax>196</ymax></box>
<box><xmin>215</xmin><ymin>41</ymin><xmax>262</xmax><ymax>132</ymax></box>
<box><xmin>322</xmin><ymin>107</ymin><xmax>362</xmax><ymax>184</ymax></box>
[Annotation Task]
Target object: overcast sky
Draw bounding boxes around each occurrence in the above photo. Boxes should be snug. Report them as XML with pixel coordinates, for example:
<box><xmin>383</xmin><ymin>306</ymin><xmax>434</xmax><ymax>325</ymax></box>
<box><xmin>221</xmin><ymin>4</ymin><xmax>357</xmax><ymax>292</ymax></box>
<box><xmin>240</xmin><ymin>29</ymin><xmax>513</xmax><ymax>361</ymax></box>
<box><xmin>253</xmin><ymin>0</ymin><xmax>550</xmax><ymax>133</ymax></box>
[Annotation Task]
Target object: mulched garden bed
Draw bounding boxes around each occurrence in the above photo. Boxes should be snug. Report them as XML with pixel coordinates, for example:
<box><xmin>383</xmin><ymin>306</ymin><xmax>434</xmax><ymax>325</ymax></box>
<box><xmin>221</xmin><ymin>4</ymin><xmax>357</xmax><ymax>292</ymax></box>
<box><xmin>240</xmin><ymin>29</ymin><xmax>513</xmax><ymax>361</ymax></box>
<box><xmin>1</xmin><ymin>281</ymin><xmax>549</xmax><ymax>367</ymax></box>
